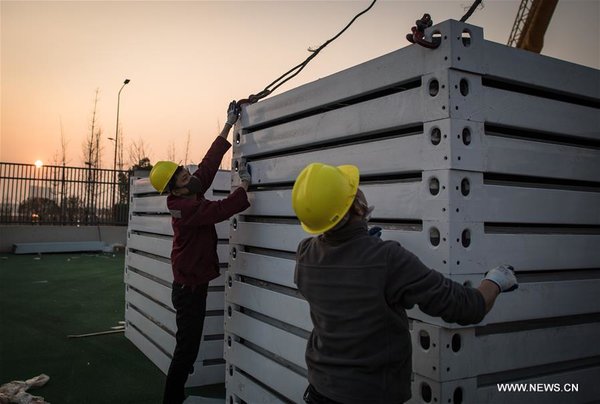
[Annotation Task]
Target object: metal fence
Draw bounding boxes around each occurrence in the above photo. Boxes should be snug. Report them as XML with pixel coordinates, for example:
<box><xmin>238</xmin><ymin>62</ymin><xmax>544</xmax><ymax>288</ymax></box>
<box><xmin>0</xmin><ymin>162</ymin><xmax>130</xmax><ymax>225</ymax></box>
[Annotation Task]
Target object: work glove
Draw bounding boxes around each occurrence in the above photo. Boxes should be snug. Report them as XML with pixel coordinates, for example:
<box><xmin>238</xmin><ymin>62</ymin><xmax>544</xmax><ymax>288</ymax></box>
<box><xmin>368</xmin><ymin>226</ymin><xmax>382</xmax><ymax>238</ymax></box>
<box><xmin>238</xmin><ymin>164</ymin><xmax>251</xmax><ymax>185</ymax></box>
<box><xmin>485</xmin><ymin>264</ymin><xmax>518</xmax><ymax>292</ymax></box>
<box><xmin>226</xmin><ymin>100</ymin><xmax>241</xmax><ymax>126</ymax></box>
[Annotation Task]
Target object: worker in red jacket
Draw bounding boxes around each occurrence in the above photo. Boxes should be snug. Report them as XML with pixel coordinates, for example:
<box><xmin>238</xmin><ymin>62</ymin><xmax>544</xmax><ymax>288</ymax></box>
<box><xmin>149</xmin><ymin>101</ymin><xmax>251</xmax><ymax>404</ymax></box>
<box><xmin>292</xmin><ymin>163</ymin><xmax>517</xmax><ymax>404</ymax></box>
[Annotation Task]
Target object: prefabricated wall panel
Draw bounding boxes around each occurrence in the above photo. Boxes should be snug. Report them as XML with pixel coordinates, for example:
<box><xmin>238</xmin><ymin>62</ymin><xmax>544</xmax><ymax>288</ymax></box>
<box><xmin>124</xmin><ymin>170</ymin><xmax>231</xmax><ymax>387</ymax></box>
<box><xmin>225</xmin><ymin>20</ymin><xmax>600</xmax><ymax>403</ymax></box>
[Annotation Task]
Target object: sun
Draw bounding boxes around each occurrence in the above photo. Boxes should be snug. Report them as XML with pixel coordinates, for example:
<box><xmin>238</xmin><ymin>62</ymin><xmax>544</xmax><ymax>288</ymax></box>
<box><xmin>34</xmin><ymin>160</ymin><xmax>43</xmax><ymax>168</ymax></box>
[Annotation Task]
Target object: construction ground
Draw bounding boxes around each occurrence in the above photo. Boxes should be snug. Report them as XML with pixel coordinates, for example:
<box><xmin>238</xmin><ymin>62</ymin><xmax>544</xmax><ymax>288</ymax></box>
<box><xmin>0</xmin><ymin>252</ymin><xmax>224</xmax><ymax>404</ymax></box>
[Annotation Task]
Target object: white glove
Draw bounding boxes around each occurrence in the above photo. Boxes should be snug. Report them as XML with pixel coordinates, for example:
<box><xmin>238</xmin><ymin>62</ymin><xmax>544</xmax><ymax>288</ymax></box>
<box><xmin>226</xmin><ymin>100</ymin><xmax>241</xmax><ymax>126</ymax></box>
<box><xmin>485</xmin><ymin>264</ymin><xmax>518</xmax><ymax>292</ymax></box>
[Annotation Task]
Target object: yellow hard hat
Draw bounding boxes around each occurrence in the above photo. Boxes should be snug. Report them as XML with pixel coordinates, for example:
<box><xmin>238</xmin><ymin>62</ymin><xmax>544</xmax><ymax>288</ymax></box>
<box><xmin>292</xmin><ymin>162</ymin><xmax>359</xmax><ymax>234</ymax></box>
<box><xmin>149</xmin><ymin>161</ymin><xmax>179</xmax><ymax>194</ymax></box>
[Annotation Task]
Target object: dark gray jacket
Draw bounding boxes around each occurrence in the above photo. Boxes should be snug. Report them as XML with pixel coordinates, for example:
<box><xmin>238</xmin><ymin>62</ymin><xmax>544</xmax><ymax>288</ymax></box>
<box><xmin>295</xmin><ymin>220</ymin><xmax>485</xmax><ymax>404</ymax></box>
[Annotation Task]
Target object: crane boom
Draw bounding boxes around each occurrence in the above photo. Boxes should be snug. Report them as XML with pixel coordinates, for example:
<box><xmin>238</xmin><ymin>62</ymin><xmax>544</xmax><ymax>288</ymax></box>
<box><xmin>507</xmin><ymin>0</ymin><xmax>559</xmax><ymax>53</ymax></box>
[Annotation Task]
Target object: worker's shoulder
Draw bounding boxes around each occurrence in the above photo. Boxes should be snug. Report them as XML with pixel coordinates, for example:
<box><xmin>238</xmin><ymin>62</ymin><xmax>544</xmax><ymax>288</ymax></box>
<box><xmin>166</xmin><ymin>194</ymin><xmax>207</xmax><ymax>217</ymax></box>
<box><xmin>297</xmin><ymin>236</ymin><xmax>316</xmax><ymax>252</ymax></box>
<box><xmin>166</xmin><ymin>195</ymin><xmax>185</xmax><ymax>208</ymax></box>
<box><xmin>377</xmin><ymin>238</ymin><xmax>413</xmax><ymax>258</ymax></box>
<box><xmin>166</xmin><ymin>194</ymin><xmax>178</xmax><ymax>208</ymax></box>
<box><xmin>345</xmin><ymin>234</ymin><xmax>400</xmax><ymax>256</ymax></box>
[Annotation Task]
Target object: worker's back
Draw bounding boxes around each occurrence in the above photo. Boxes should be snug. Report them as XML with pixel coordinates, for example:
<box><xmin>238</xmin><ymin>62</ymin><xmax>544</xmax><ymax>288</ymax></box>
<box><xmin>295</xmin><ymin>219</ymin><xmax>486</xmax><ymax>404</ymax></box>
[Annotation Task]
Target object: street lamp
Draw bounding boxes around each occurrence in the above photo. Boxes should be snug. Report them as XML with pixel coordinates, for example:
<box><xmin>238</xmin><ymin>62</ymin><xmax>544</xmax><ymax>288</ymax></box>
<box><xmin>113</xmin><ymin>79</ymin><xmax>130</xmax><ymax>173</ymax></box>
<box><xmin>112</xmin><ymin>79</ymin><xmax>130</xmax><ymax>215</ymax></box>
<box><xmin>108</xmin><ymin>137</ymin><xmax>117</xmax><ymax>169</ymax></box>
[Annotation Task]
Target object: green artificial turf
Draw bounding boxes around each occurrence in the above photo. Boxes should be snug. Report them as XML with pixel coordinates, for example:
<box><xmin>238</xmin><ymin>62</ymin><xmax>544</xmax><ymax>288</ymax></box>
<box><xmin>0</xmin><ymin>252</ymin><xmax>224</xmax><ymax>403</ymax></box>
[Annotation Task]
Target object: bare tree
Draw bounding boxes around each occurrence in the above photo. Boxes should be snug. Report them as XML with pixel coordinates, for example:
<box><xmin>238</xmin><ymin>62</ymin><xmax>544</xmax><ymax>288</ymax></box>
<box><xmin>95</xmin><ymin>127</ymin><xmax>103</xmax><ymax>168</ymax></box>
<box><xmin>117</xmin><ymin>127</ymin><xmax>124</xmax><ymax>171</ymax></box>
<box><xmin>167</xmin><ymin>141</ymin><xmax>177</xmax><ymax>162</ymax></box>
<box><xmin>79</xmin><ymin>89</ymin><xmax>105</xmax><ymax>224</ymax></box>
<box><xmin>52</xmin><ymin>117</ymin><xmax>70</xmax><ymax>166</ymax></box>
<box><xmin>82</xmin><ymin>89</ymin><xmax>102</xmax><ymax>168</ymax></box>
<box><xmin>51</xmin><ymin>117</ymin><xmax>71</xmax><ymax>222</ymax></box>
<box><xmin>184</xmin><ymin>131</ymin><xmax>191</xmax><ymax>166</ymax></box>
<box><xmin>128</xmin><ymin>137</ymin><xmax>152</xmax><ymax>169</ymax></box>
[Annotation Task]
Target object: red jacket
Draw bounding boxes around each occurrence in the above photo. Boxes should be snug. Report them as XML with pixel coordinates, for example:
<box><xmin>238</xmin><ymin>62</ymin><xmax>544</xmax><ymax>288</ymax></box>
<box><xmin>167</xmin><ymin>136</ymin><xmax>249</xmax><ymax>286</ymax></box>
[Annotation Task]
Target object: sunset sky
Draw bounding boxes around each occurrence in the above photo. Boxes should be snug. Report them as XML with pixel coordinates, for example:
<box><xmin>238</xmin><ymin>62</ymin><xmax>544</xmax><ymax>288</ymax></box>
<box><xmin>2</xmin><ymin>0</ymin><xmax>599</xmax><ymax>169</ymax></box>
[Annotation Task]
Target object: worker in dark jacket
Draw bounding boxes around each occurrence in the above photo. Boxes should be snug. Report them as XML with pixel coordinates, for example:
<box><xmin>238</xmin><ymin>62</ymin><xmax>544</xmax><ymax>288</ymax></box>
<box><xmin>292</xmin><ymin>162</ymin><xmax>517</xmax><ymax>404</ymax></box>
<box><xmin>149</xmin><ymin>101</ymin><xmax>251</xmax><ymax>404</ymax></box>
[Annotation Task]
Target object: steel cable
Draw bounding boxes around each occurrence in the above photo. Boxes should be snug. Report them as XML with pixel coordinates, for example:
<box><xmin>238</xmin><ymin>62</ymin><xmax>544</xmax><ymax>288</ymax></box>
<box><xmin>238</xmin><ymin>0</ymin><xmax>378</xmax><ymax>106</ymax></box>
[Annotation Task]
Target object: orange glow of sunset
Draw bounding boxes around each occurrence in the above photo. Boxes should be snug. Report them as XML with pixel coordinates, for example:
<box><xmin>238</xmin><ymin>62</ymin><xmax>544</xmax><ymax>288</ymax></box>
<box><xmin>1</xmin><ymin>1</ymin><xmax>598</xmax><ymax>169</ymax></box>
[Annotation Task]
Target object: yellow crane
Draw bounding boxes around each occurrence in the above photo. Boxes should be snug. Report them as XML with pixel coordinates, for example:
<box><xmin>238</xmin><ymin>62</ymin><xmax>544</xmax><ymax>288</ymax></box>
<box><xmin>507</xmin><ymin>0</ymin><xmax>559</xmax><ymax>53</ymax></box>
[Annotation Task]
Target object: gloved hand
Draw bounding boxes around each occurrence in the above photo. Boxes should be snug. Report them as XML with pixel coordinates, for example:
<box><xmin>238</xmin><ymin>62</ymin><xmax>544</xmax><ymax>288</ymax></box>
<box><xmin>485</xmin><ymin>264</ymin><xmax>518</xmax><ymax>292</ymax></box>
<box><xmin>238</xmin><ymin>164</ymin><xmax>251</xmax><ymax>185</ymax></box>
<box><xmin>226</xmin><ymin>100</ymin><xmax>241</xmax><ymax>126</ymax></box>
<box><xmin>368</xmin><ymin>226</ymin><xmax>382</xmax><ymax>238</ymax></box>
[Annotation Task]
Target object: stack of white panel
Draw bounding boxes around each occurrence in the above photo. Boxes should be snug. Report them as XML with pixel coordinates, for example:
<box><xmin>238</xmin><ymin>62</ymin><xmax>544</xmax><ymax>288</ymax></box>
<box><xmin>124</xmin><ymin>169</ymin><xmax>231</xmax><ymax>387</ymax></box>
<box><xmin>225</xmin><ymin>20</ymin><xmax>600</xmax><ymax>403</ymax></box>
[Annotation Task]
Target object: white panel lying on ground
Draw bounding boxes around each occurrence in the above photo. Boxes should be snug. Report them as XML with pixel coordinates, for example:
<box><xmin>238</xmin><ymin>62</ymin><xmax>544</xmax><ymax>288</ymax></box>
<box><xmin>226</xmin><ymin>19</ymin><xmax>600</xmax><ymax>404</ymax></box>
<box><xmin>124</xmin><ymin>169</ymin><xmax>231</xmax><ymax>387</ymax></box>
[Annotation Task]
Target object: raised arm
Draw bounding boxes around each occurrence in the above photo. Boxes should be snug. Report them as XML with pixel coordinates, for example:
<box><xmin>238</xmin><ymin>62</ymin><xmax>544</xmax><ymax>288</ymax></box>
<box><xmin>219</xmin><ymin>100</ymin><xmax>240</xmax><ymax>140</ymax></box>
<box><xmin>384</xmin><ymin>243</ymin><xmax>517</xmax><ymax>325</ymax></box>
